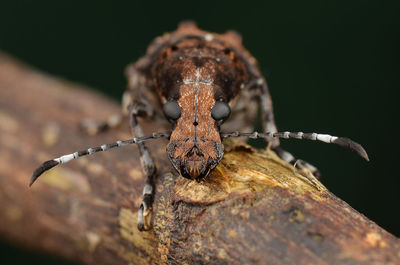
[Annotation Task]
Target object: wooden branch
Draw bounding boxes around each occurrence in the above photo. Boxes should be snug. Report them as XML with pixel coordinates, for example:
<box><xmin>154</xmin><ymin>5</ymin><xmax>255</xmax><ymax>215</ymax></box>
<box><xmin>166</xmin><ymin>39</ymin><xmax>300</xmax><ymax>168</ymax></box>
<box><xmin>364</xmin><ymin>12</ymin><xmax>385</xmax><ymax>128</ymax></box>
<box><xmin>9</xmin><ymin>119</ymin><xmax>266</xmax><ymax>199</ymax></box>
<box><xmin>0</xmin><ymin>52</ymin><xmax>399</xmax><ymax>265</ymax></box>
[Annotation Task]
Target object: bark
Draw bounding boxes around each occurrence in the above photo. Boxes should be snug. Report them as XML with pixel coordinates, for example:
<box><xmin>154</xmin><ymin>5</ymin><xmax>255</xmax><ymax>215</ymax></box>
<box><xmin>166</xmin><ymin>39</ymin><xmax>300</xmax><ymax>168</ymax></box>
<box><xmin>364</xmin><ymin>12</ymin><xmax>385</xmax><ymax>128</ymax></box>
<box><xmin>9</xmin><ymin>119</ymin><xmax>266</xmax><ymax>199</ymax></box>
<box><xmin>0</xmin><ymin>52</ymin><xmax>399</xmax><ymax>265</ymax></box>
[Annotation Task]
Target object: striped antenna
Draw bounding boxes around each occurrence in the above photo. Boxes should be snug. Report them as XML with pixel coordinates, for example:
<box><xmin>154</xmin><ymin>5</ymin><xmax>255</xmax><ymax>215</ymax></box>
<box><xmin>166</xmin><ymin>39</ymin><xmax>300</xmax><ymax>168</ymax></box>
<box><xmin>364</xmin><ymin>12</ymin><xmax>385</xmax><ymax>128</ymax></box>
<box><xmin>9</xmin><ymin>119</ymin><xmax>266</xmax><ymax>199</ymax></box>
<box><xmin>30</xmin><ymin>132</ymin><xmax>171</xmax><ymax>187</ymax></box>
<box><xmin>221</xmin><ymin>131</ymin><xmax>369</xmax><ymax>161</ymax></box>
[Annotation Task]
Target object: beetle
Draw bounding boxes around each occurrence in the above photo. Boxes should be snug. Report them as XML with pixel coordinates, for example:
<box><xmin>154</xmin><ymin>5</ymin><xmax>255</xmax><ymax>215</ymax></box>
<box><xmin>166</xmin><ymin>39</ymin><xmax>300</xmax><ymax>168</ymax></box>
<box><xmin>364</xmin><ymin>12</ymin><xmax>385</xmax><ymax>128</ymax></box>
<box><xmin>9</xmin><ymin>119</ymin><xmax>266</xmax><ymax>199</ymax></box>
<box><xmin>30</xmin><ymin>21</ymin><xmax>368</xmax><ymax>231</ymax></box>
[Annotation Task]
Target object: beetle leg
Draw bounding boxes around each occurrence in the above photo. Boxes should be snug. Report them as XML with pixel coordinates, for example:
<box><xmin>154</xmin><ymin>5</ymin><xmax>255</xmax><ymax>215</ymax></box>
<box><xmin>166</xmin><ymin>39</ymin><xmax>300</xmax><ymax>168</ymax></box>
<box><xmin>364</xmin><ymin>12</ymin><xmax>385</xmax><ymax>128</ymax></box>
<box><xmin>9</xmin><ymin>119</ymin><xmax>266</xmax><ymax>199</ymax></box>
<box><xmin>128</xmin><ymin>104</ymin><xmax>157</xmax><ymax>231</ymax></box>
<box><xmin>256</xmin><ymin>77</ymin><xmax>280</xmax><ymax>148</ymax></box>
<box><xmin>222</xmin><ymin>89</ymin><xmax>258</xmax><ymax>133</ymax></box>
<box><xmin>255</xmin><ymin>78</ymin><xmax>321</xmax><ymax>178</ymax></box>
<box><xmin>80</xmin><ymin>60</ymin><xmax>160</xmax><ymax>136</ymax></box>
<box><xmin>273</xmin><ymin>146</ymin><xmax>321</xmax><ymax>179</ymax></box>
<box><xmin>125</xmin><ymin>64</ymin><xmax>162</xmax><ymax>231</ymax></box>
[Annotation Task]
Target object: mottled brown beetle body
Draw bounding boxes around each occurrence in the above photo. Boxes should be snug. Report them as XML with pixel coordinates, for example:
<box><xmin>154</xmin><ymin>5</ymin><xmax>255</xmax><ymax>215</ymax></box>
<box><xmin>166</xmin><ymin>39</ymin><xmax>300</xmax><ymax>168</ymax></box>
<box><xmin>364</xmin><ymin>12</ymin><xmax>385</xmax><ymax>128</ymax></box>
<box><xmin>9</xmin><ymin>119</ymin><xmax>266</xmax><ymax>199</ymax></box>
<box><xmin>126</xmin><ymin>22</ymin><xmax>260</xmax><ymax>180</ymax></box>
<box><xmin>31</xmin><ymin>22</ymin><xmax>368</xmax><ymax>231</ymax></box>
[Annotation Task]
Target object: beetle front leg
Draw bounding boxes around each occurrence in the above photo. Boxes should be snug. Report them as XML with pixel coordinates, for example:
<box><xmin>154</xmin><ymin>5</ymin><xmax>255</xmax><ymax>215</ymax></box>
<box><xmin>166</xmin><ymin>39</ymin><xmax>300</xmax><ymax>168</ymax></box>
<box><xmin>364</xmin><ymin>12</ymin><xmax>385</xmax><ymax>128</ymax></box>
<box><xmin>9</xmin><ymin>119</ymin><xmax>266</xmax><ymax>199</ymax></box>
<box><xmin>129</xmin><ymin>105</ymin><xmax>157</xmax><ymax>231</ymax></box>
<box><xmin>256</xmin><ymin>78</ymin><xmax>321</xmax><ymax>178</ymax></box>
<box><xmin>257</xmin><ymin>78</ymin><xmax>279</xmax><ymax>148</ymax></box>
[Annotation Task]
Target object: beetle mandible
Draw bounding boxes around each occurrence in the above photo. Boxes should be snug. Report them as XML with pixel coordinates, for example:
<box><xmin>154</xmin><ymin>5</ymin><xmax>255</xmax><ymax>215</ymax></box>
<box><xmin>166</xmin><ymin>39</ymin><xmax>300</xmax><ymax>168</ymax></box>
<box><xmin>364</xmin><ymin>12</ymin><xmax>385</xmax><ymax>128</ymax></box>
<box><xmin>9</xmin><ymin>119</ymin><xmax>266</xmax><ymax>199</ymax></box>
<box><xmin>30</xmin><ymin>21</ymin><xmax>369</xmax><ymax>231</ymax></box>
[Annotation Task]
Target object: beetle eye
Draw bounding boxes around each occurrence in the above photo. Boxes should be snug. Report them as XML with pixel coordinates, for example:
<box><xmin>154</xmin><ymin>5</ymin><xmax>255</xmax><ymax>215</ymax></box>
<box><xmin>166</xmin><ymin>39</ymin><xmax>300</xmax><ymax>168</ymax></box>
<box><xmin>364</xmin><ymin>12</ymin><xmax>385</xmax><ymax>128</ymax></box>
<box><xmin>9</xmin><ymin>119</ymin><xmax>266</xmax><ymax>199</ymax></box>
<box><xmin>163</xmin><ymin>100</ymin><xmax>181</xmax><ymax>120</ymax></box>
<box><xmin>211</xmin><ymin>101</ymin><xmax>231</xmax><ymax>121</ymax></box>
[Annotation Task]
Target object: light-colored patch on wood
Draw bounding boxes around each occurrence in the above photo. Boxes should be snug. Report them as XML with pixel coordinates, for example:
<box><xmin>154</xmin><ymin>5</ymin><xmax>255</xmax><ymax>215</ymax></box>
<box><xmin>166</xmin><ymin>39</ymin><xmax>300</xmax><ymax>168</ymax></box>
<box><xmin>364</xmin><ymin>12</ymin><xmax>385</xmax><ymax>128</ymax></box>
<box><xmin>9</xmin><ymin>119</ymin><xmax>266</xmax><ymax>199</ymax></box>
<box><xmin>365</xmin><ymin>232</ymin><xmax>387</xmax><ymax>248</ymax></box>
<box><xmin>269</xmin><ymin>215</ymin><xmax>275</xmax><ymax>221</ymax></box>
<box><xmin>86</xmin><ymin>162</ymin><xmax>105</xmax><ymax>176</ymax></box>
<box><xmin>6</xmin><ymin>205</ymin><xmax>23</xmax><ymax>221</ymax></box>
<box><xmin>227</xmin><ymin>229</ymin><xmax>238</xmax><ymax>239</ymax></box>
<box><xmin>158</xmin><ymin>243</ymin><xmax>169</xmax><ymax>264</ymax></box>
<box><xmin>68</xmin><ymin>198</ymin><xmax>85</xmax><ymax>226</ymax></box>
<box><xmin>289</xmin><ymin>209</ymin><xmax>306</xmax><ymax>223</ymax></box>
<box><xmin>217</xmin><ymin>248</ymin><xmax>228</xmax><ymax>260</ymax></box>
<box><xmin>118</xmin><ymin>208</ymin><xmax>157</xmax><ymax>258</ymax></box>
<box><xmin>230</xmin><ymin>208</ymin><xmax>239</xmax><ymax>215</ymax></box>
<box><xmin>156</xmin><ymin>181</ymin><xmax>164</xmax><ymax>193</ymax></box>
<box><xmin>116</xmin><ymin>244</ymin><xmax>150</xmax><ymax>265</ymax></box>
<box><xmin>129</xmin><ymin>169</ymin><xmax>143</xmax><ymax>181</ymax></box>
<box><xmin>240</xmin><ymin>211</ymin><xmax>250</xmax><ymax>220</ymax></box>
<box><xmin>0</xmin><ymin>110</ymin><xmax>19</xmax><ymax>133</ymax></box>
<box><xmin>40</xmin><ymin>167</ymin><xmax>91</xmax><ymax>193</ymax></box>
<box><xmin>173</xmin><ymin>145</ymin><xmax>328</xmax><ymax>205</ymax></box>
<box><xmin>41</xmin><ymin>122</ymin><xmax>60</xmax><ymax>147</ymax></box>
<box><xmin>251</xmin><ymin>147</ymin><xmax>327</xmax><ymax>199</ymax></box>
<box><xmin>85</xmin><ymin>231</ymin><xmax>101</xmax><ymax>253</ymax></box>
<box><xmin>153</xmin><ymin>173</ymin><xmax>175</xmax><ymax>262</ymax></box>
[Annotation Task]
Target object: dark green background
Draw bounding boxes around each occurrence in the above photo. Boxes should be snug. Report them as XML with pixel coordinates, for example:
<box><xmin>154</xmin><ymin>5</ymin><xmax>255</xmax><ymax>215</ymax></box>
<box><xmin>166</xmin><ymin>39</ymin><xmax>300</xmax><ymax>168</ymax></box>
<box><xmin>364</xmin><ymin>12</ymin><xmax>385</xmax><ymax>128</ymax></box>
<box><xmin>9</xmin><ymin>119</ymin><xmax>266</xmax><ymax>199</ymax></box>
<box><xmin>1</xmin><ymin>1</ymin><xmax>399</xmax><ymax>264</ymax></box>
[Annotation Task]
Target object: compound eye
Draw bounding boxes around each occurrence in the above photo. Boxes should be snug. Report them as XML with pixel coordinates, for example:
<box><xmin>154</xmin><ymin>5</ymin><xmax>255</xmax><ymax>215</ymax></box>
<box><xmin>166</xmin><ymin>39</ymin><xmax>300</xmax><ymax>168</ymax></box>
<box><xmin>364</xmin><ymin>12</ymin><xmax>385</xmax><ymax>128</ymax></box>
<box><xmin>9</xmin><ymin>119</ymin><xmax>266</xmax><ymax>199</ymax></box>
<box><xmin>211</xmin><ymin>101</ymin><xmax>231</xmax><ymax>121</ymax></box>
<box><xmin>163</xmin><ymin>100</ymin><xmax>181</xmax><ymax>120</ymax></box>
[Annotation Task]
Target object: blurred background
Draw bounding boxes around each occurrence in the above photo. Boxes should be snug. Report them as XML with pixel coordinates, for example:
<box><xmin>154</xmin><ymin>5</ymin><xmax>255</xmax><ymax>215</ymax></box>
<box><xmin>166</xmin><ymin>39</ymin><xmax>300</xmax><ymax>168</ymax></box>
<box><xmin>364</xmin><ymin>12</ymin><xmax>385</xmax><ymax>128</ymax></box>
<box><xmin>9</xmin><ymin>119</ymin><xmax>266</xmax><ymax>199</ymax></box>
<box><xmin>0</xmin><ymin>0</ymin><xmax>398</xmax><ymax>264</ymax></box>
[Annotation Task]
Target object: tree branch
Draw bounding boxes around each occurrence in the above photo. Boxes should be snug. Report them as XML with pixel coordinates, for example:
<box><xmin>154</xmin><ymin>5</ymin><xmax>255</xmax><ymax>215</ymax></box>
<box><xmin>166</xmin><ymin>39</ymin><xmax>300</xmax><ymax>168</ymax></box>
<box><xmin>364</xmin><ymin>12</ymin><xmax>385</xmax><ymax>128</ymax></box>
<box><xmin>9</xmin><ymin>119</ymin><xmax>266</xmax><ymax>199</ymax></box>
<box><xmin>0</xmin><ymin>52</ymin><xmax>399</xmax><ymax>265</ymax></box>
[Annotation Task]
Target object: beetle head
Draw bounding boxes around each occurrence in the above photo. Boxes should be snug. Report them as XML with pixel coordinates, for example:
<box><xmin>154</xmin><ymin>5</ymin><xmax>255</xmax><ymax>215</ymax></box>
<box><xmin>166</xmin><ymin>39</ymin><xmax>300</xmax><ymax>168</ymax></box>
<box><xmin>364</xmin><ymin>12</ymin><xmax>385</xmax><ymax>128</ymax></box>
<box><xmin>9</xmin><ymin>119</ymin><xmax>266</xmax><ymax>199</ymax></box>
<box><xmin>165</xmin><ymin>83</ymin><xmax>230</xmax><ymax>180</ymax></box>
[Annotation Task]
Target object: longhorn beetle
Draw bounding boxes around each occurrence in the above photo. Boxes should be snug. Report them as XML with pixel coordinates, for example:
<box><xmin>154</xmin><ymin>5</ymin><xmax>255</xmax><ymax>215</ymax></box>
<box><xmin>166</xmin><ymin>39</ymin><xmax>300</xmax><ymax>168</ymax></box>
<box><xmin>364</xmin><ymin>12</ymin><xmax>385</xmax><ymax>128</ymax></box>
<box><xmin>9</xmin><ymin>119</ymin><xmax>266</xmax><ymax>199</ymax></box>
<box><xmin>30</xmin><ymin>22</ymin><xmax>369</xmax><ymax>231</ymax></box>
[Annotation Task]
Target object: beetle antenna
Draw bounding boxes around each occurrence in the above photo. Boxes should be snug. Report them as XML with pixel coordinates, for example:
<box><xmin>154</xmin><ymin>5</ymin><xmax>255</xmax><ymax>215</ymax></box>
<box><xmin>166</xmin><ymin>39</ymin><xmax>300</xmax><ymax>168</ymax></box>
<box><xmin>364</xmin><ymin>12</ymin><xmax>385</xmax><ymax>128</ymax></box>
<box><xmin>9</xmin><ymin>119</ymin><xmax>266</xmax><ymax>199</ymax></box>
<box><xmin>30</xmin><ymin>132</ymin><xmax>171</xmax><ymax>187</ymax></box>
<box><xmin>221</xmin><ymin>131</ymin><xmax>369</xmax><ymax>161</ymax></box>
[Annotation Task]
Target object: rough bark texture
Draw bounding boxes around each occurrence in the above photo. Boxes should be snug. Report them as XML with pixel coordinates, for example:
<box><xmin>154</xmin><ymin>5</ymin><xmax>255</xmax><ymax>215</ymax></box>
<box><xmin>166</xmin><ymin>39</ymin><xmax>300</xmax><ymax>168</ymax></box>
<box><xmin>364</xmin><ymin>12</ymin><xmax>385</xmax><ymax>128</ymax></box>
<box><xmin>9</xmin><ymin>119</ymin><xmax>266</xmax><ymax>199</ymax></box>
<box><xmin>0</xmin><ymin>52</ymin><xmax>399</xmax><ymax>265</ymax></box>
